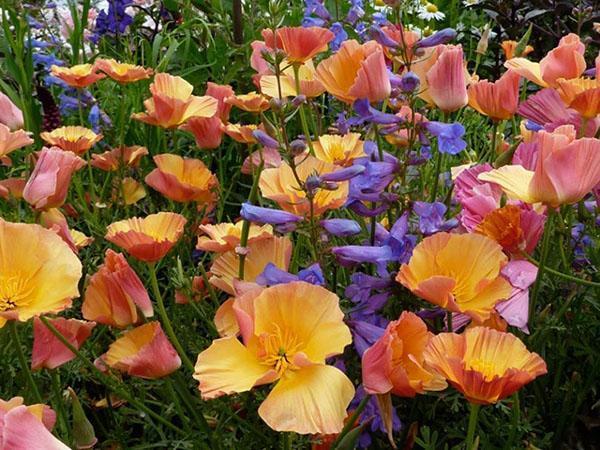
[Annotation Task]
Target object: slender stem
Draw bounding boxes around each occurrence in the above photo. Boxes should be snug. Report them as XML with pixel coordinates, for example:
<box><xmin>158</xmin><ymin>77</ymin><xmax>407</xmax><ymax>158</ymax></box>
<box><xmin>505</xmin><ymin>393</ymin><xmax>520</xmax><ymax>450</ymax></box>
<box><xmin>292</xmin><ymin>64</ymin><xmax>315</xmax><ymax>156</ymax></box>
<box><xmin>465</xmin><ymin>403</ymin><xmax>481</xmax><ymax>450</ymax></box>
<box><xmin>238</xmin><ymin>160</ymin><xmax>264</xmax><ymax>279</ymax></box>
<box><xmin>331</xmin><ymin>395</ymin><xmax>371</xmax><ymax>449</ymax></box>
<box><xmin>50</xmin><ymin>371</ymin><xmax>70</xmax><ymax>441</ymax></box>
<box><xmin>118</xmin><ymin>84</ymin><xmax>126</xmax><ymax>147</ymax></box>
<box><xmin>529</xmin><ymin>209</ymin><xmax>555</xmax><ymax>323</ymax></box>
<box><xmin>523</xmin><ymin>252</ymin><xmax>600</xmax><ymax>288</ymax></box>
<box><xmin>38</xmin><ymin>316</ymin><xmax>185</xmax><ymax>435</ymax></box>
<box><xmin>164</xmin><ymin>377</ymin><xmax>191</xmax><ymax>430</ymax></box>
<box><xmin>447</xmin><ymin>311</ymin><xmax>453</xmax><ymax>332</ymax></box>
<box><xmin>282</xmin><ymin>431</ymin><xmax>293</xmax><ymax>450</ymax></box>
<box><xmin>429</xmin><ymin>149</ymin><xmax>443</xmax><ymax>202</ymax></box>
<box><xmin>147</xmin><ymin>263</ymin><xmax>195</xmax><ymax>372</ymax></box>
<box><xmin>489</xmin><ymin>121</ymin><xmax>499</xmax><ymax>161</ymax></box>
<box><xmin>9</xmin><ymin>321</ymin><xmax>43</xmax><ymax>403</ymax></box>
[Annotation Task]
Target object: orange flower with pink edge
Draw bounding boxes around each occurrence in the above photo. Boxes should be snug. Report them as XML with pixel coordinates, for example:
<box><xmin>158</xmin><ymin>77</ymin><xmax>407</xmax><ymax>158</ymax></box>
<box><xmin>276</xmin><ymin>26</ymin><xmax>334</xmax><ymax>63</ymax></box>
<box><xmin>225</xmin><ymin>92</ymin><xmax>270</xmax><ymax>113</ymax></box>
<box><xmin>101</xmin><ymin>322</ymin><xmax>181</xmax><ymax>379</ymax></box>
<box><xmin>51</xmin><ymin>63</ymin><xmax>105</xmax><ymax>88</ymax></box>
<box><xmin>120</xmin><ymin>177</ymin><xmax>146</xmax><ymax>205</ymax></box>
<box><xmin>362</xmin><ymin>311</ymin><xmax>447</xmax><ymax>397</ymax></box>
<box><xmin>40</xmin><ymin>126</ymin><xmax>102</xmax><ymax>155</ymax></box>
<box><xmin>315</xmin><ymin>40</ymin><xmax>391</xmax><ymax>104</ymax></box>
<box><xmin>0</xmin><ymin>177</ymin><xmax>26</xmax><ymax>200</ymax></box>
<box><xmin>556</xmin><ymin>77</ymin><xmax>600</xmax><ymax>119</ymax></box>
<box><xmin>209</xmin><ymin>236</ymin><xmax>292</xmax><ymax>294</ymax></box>
<box><xmin>260</xmin><ymin>60</ymin><xmax>325</xmax><ymax>99</ymax></box>
<box><xmin>312</xmin><ymin>133</ymin><xmax>365</xmax><ymax>166</ymax></box>
<box><xmin>468</xmin><ymin>70</ymin><xmax>521</xmax><ymax>121</ymax></box>
<box><xmin>91</xmin><ymin>145</ymin><xmax>148</xmax><ymax>171</ymax></box>
<box><xmin>242</xmin><ymin>147</ymin><xmax>282</xmax><ymax>175</ymax></box>
<box><xmin>131</xmin><ymin>73</ymin><xmax>218</xmax><ymax>128</ymax></box>
<box><xmin>259</xmin><ymin>155</ymin><xmax>349</xmax><ymax>216</ymax></box>
<box><xmin>94</xmin><ymin>58</ymin><xmax>153</xmax><ymax>83</ymax></box>
<box><xmin>197</xmin><ymin>221</ymin><xmax>273</xmax><ymax>252</ymax></box>
<box><xmin>505</xmin><ymin>33</ymin><xmax>585</xmax><ymax>88</ymax></box>
<box><xmin>500</xmin><ymin>40</ymin><xmax>533</xmax><ymax>60</ymax></box>
<box><xmin>423</xmin><ymin>327</ymin><xmax>547</xmax><ymax>405</ymax></box>
<box><xmin>479</xmin><ymin>125</ymin><xmax>600</xmax><ymax>207</ymax></box>
<box><xmin>83</xmin><ymin>249</ymin><xmax>153</xmax><ymax>328</ymax></box>
<box><xmin>396</xmin><ymin>232</ymin><xmax>512</xmax><ymax>323</ymax></box>
<box><xmin>0</xmin><ymin>397</ymin><xmax>69</xmax><ymax>449</ymax></box>
<box><xmin>23</xmin><ymin>147</ymin><xmax>86</xmax><ymax>210</ymax></box>
<box><xmin>205</xmin><ymin>82</ymin><xmax>235</xmax><ymax>122</ymax></box>
<box><xmin>222</xmin><ymin>123</ymin><xmax>258</xmax><ymax>144</ymax></box>
<box><xmin>0</xmin><ymin>123</ymin><xmax>33</xmax><ymax>158</ymax></box>
<box><xmin>31</xmin><ymin>317</ymin><xmax>95</xmax><ymax>370</ymax></box>
<box><xmin>425</xmin><ymin>44</ymin><xmax>469</xmax><ymax>113</ymax></box>
<box><xmin>0</xmin><ymin>219</ymin><xmax>81</xmax><ymax>328</ymax></box>
<box><xmin>145</xmin><ymin>153</ymin><xmax>219</xmax><ymax>205</ymax></box>
<box><xmin>0</xmin><ymin>91</ymin><xmax>24</xmax><ymax>130</ymax></box>
<box><xmin>40</xmin><ymin>208</ymin><xmax>82</xmax><ymax>253</ymax></box>
<box><xmin>194</xmin><ymin>281</ymin><xmax>355</xmax><ymax>434</ymax></box>
<box><xmin>105</xmin><ymin>212</ymin><xmax>186</xmax><ymax>262</ymax></box>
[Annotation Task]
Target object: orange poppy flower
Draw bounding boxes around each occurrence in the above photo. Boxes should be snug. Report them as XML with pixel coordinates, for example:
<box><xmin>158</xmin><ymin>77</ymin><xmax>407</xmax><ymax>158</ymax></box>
<box><xmin>94</xmin><ymin>58</ymin><xmax>153</xmax><ymax>83</ymax></box>
<box><xmin>222</xmin><ymin>123</ymin><xmax>258</xmax><ymax>144</ymax></box>
<box><xmin>225</xmin><ymin>92</ymin><xmax>270</xmax><ymax>113</ymax></box>
<box><xmin>105</xmin><ymin>212</ymin><xmax>186</xmax><ymax>262</ymax></box>
<box><xmin>468</xmin><ymin>70</ymin><xmax>521</xmax><ymax>121</ymax></box>
<box><xmin>40</xmin><ymin>126</ymin><xmax>102</xmax><ymax>155</ymax></box>
<box><xmin>276</xmin><ymin>26</ymin><xmax>334</xmax><ymax>63</ymax></box>
<box><xmin>131</xmin><ymin>73</ymin><xmax>218</xmax><ymax>128</ymax></box>
<box><xmin>396</xmin><ymin>232</ymin><xmax>512</xmax><ymax>323</ymax></box>
<box><xmin>197</xmin><ymin>222</ymin><xmax>273</xmax><ymax>252</ymax></box>
<box><xmin>475</xmin><ymin>204</ymin><xmax>528</xmax><ymax>254</ymax></box>
<box><xmin>91</xmin><ymin>145</ymin><xmax>148</xmax><ymax>171</ymax></box>
<box><xmin>51</xmin><ymin>64</ymin><xmax>106</xmax><ymax>88</ymax></box>
<box><xmin>145</xmin><ymin>153</ymin><xmax>219</xmax><ymax>204</ymax></box>
<box><xmin>0</xmin><ymin>124</ymin><xmax>33</xmax><ymax>158</ymax></box>
<box><xmin>556</xmin><ymin>78</ymin><xmax>600</xmax><ymax>119</ymax></box>
<box><xmin>312</xmin><ymin>133</ymin><xmax>365</xmax><ymax>166</ymax></box>
<box><xmin>260</xmin><ymin>60</ymin><xmax>325</xmax><ymax>99</ymax></box>
<box><xmin>423</xmin><ymin>327</ymin><xmax>547</xmax><ymax>404</ymax></box>
<box><xmin>120</xmin><ymin>177</ymin><xmax>146</xmax><ymax>205</ymax></box>
<box><xmin>500</xmin><ymin>40</ymin><xmax>534</xmax><ymax>60</ymax></box>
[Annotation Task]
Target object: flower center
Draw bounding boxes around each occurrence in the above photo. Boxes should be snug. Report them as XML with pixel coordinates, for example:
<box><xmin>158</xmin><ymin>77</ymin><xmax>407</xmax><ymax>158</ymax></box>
<box><xmin>0</xmin><ymin>274</ymin><xmax>32</xmax><ymax>313</ymax></box>
<box><xmin>426</xmin><ymin>3</ymin><xmax>438</xmax><ymax>12</ymax></box>
<box><xmin>259</xmin><ymin>325</ymin><xmax>304</xmax><ymax>376</ymax></box>
<box><xmin>467</xmin><ymin>358</ymin><xmax>499</xmax><ymax>381</ymax></box>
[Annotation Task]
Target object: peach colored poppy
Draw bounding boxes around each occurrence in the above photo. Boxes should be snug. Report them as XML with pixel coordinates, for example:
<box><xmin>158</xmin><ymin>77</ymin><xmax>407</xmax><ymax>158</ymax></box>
<box><xmin>40</xmin><ymin>208</ymin><xmax>81</xmax><ymax>253</ymax></box>
<box><xmin>145</xmin><ymin>153</ymin><xmax>219</xmax><ymax>204</ymax></box>
<box><xmin>105</xmin><ymin>212</ymin><xmax>186</xmax><ymax>262</ymax></box>
<box><xmin>381</xmin><ymin>24</ymin><xmax>421</xmax><ymax>64</ymax></box>
<box><xmin>426</xmin><ymin>44</ymin><xmax>469</xmax><ymax>113</ymax></box>
<box><xmin>31</xmin><ymin>317</ymin><xmax>95</xmax><ymax>370</ymax></box>
<box><xmin>83</xmin><ymin>249</ymin><xmax>153</xmax><ymax>328</ymax></box>
<box><xmin>315</xmin><ymin>40</ymin><xmax>391</xmax><ymax>104</ymax></box>
<box><xmin>51</xmin><ymin>63</ymin><xmax>106</xmax><ymax>88</ymax></box>
<box><xmin>0</xmin><ymin>124</ymin><xmax>33</xmax><ymax>158</ymax></box>
<box><xmin>312</xmin><ymin>133</ymin><xmax>365</xmax><ymax>166</ymax></box>
<box><xmin>131</xmin><ymin>73</ymin><xmax>218</xmax><ymax>128</ymax></box>
<box><xmin>194</xmin><ymin>281</ymin><xmax>354</xmax><ymax>434</ymax></box>
<box><xmin>423</xmin><ymin>327</ymin><xmax>547</xmax><ymax>404</ymax></box>
<box><xmin>396</xmin><ymin>232</ymin><xmax>512</xmax><ymax>323</ymax></box>
<box><xmin>94</xmin><ymin>58</ymin><xmax>153</xmax><ymax>83</ymax></box>
<box><xmin>101</xmin><ymin>322</ymin><xmax>181</xmax><ymax>379</ymax></box>
<box><xmin>0</xmin><ymin>219</ymin><xmax>82</xmax><ymax>328</ymax></box>
<box><xmin>120</xmin><ymin>177</ymin><xmax>146</xmax><ymax>205</ymax></box>
<box><xmin>0</xmin><ymin>91</ymin><xmax>24</xmax><ymax>130</ymax></box>
<box><xmin>222</xmin><ymin>123</ymin><xmax>258</xmax><ymax>144</ymax></box>
<box><xmin>260</xmin><ymin>60</ymin><xmax>325</xmax><ymax>99</ymax></box>
<box><xmin>556</xmin><ymin>78</ymin><xmax>600</xmax><ymax>119</ymax></box>
<box><xmin>40</xmin><ymin>126</ymin><xmax>102</xmax><ymax>155</ymax></box>
<box><xmin>23</xmin><ymin>147</ymin><xmax>86</xmax><ymax>210</ymax></box>
<box><xmin>197</xmin><ymin>221</ymin><xmax>273</xmax><ymax>252</ymax></box>
<box><xmin>225</xmin><ymin>92</ymin><xmax>270</xmax><ymax>113</ymax></box>
<box><xmin>0</xmin><ymin>177</ymin><xmax>26</xmax><ymax>200</ymax></box>
<box><xmin>362</xmin><ymin>311</ymin><xmax>447</xmax><ymax>397</ymax></box>
<box><xmin>500</xmin><ymin>40</ymin><xmax>534</xmax><ymax>60</ymax></box>
<box><xmin>276</xmin><ymin>26</ymin><xmax>334</xmax><ymax>63</ymax></box>
<box><xmin>468</xmin><ymin>70</ymin><xmax>521</xmax><ymax>121</ymax></box>
<box><xmin>91</xmin><ymin>145</ymin><xmax>148</xmax><ymax>171</ymax></box>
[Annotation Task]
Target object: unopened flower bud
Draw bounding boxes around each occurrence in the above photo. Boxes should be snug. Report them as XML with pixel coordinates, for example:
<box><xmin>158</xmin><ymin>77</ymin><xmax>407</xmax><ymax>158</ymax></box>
<box><xmin>290</xmin><ymin>139</ymin><xmax>306</xmax><ymax>156</ymax></box>
<box><xmin>305</xmin><ymin>174</ymin><xmax>322</xmax><ymax>193</ymax></box>
<box><xmin>292</xmin><ymin>95</ymin><xmax>307</xmax><ymax>107</ymax></box>
<box><xmin>399</xmin><ymin>71</ymin><xmax>420</xmax><ymax>93</ymax></box>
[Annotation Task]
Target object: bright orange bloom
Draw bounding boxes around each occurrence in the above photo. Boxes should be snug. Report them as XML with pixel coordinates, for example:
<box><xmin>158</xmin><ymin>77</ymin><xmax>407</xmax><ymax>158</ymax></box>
<box><xmin>225</xmin><ymin>92</ymin><xmax>270</xmax><ymax>113</ymax></box>
<box><xmin>505</xmin><ymin>33</ymin><xmax>586</xmax><ymax>88</ymax></box>
<box><xmin>50</xmin><ymin>63</ymin><xmax>105</xmax><ymax>88</ymax></box>
<box><xmin>315</xmin><ymin>40</ymin><xmax>391</xmax><ymax>104</ymax></box>
<box><xmin>105</xmin><ymin>212</ymin><xmax>186</xmax><ymax>262</ymax></box>
<box><xmin>312</xmin><ymin>133</ymin><xmax>365</xmax><ymax>166</ymax></box>
<box><xmin>260</xmin><ymin>60</ymin><xmax>325</xmax><ymax>99</ymax></box>
<box><xmin>94</xmin><ymin>58</ymin><xmax>153</xmax><ymax>83</ymax></box>
<box><xmin>83</xmin><ymin>249</ymin><xmax>153</xmax><ymax>328</ymax></box>
<box><xmin>0</xmin><ymin>123</ymin><xmax>33</xmax><ymax>158</ymax></box>
<box><xmin>500</xmin><ymin>40</ymin><xmax>534</xmax><ymax>60</ymax></box>
<box><xmin>31</xmin><ymin>317</ymin><xmax>95</xmax><ymax>370</ymax></box>
<box><xmin>475</xmin><ymin>204</ymin><xmax>527</xmax><ymax>254</ymax></box>
<box><xmin>194</xmin><ymin>281</ymin><xmax>354</xmax><ymax>434</ymax></box>
<box><xmin>479</xmin><ymin>125</ymin><xmax>600</xmax><ymax>207</ymax></box>
<box><xmin>222</xmin><ymin>123</ymin><xmax>258</xmax><ymax>144</ymax></box>
<box><xmin>101</xmin><ymin>322</ymin><xmax>181</xmax><ymax>379</ymax></box>
<box><xmin>396</xmin><ymin>232</ymin><xmax>512</xmax><ymax>323</ymax></box>
<box><xmin>362</xmin><ymin>311</ymin><xmax>447</xmax><ymax>397</ymax></box>
<box><xmin>425</xmin><ymin>45</ymin><xmax>469</xmax><ymax>113</ymax></box>
<box><xmin>0</xmin><ymin>219</ymin><xmax>82</xmax><ymax>328</ymax></box>
<box><xmin>39</xmin><ymin>208</ymin><xmax>91</xmax><ymax>253</ymax></box>
<box><xmin>0</xmin><ymin>177</ymin><xmax>26</xmax><ymax>200</ymax></box>
<box><xmin>131</xmin><ymin>73</ymin><xmax>218</xmax><ymax>128</ymax></box>
<box><xmin>120</xmin><ymin>177</ymin><xmax>146</xmax><ymax>205</ymax></box>
<box><xmin>468</xmin><ymin>70</ymin><xmax>521</xmax><ymax>121</ymax></box>
<box><xmin>145</xmin><ymin>153</ymin><xmax>219</xmax><ymax>204</ymax></box>
<box><xmin>423</xmin><ymin>327</ymin><xmax>547</xmax><ymax>404</ymax></box>
<box><xmin>40</xmin><ymin>126</ymin><xmax>102</xmax><ymax>155</ymax></box>
<box><xmin>209</xmin><ymin>236</ymin><xmax>292</xmax><ymax>294</ymax></box>
<box><xmin>556</xmin><ymin>78</ymin><xmax>600</xmax><ymax>119</ymax></box>
<box><xmin>197</xmin><ymin>222</ymin><xmax>273</xmax><ymax>252</ymax></box>
<box><xmin>91</xmin><ymin>145</ymin><xmax>148</xmax><ymax>171</ymax></box>
<box><xmin>259</xmin><ymin>155</ymin><xmax>349</xmax><ymax>216</ymax></box>
<box><xmin>276</xmin><ymin>26</ymin><xmax>334</xmax><ymax>63</ymax></box>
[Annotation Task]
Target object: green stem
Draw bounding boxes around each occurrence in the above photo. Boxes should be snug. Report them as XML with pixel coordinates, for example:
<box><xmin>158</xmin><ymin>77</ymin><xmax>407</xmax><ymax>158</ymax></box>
<box><xmin>38</xmin><ymin>316</ymin><xmax>185</xmax><ymax>435</ymax></box>
<box><xmin>293</xmin><ymin>64</ymin><xmax>315</xmax><ymax>156</ymax></box>
<box><xmin>505</xmin><ymin>393</ymin><xmax>520</xmax><ymax>450</ymax></box>
<box><xmin>489</xmin><ymin>121</ymin><xmax>499</xmax><ymax>161</ymax></box>
<box><xmin>147</xmin><ymin>263</ymin><xmax>195</xmax><ymax>372</ymax></box>
<box><xmin>529</xmin><ymin>209</ymin><xmax>555</xmax><ymax>323</ymax></box>
<box><xmin>465</xmin><ymin>403</ymin><xmax>481</xmax><ymax>450</ymax></box>
<box><xmin>282</xmin><ymin>431</ymin><xmax>293</xmax><ymax>450</ymax></box>
<box><xmin>429</xmin><ymin>149</ymin><xmax>443</xmax><ymax>202</ymax></box>
<box><xmin>50</xmin><ymin>371</ymin><xmax>70</xmax><ymax>441</ymax></box>
<box><xmin>523</xmin><ymin>252</ymin><xmax>600</xmax><ymax>288</ymax></box>
<box><xmin>238</xmin><ymin>160</ymin><xmax>264</xmax><ymax>279</ymax></box>
<box><xmin>331</xmin><ymin>395</ymin><xmax>371</xmax><ymax>449</ymax></box>
<box><xmin>9</xmin><ymin>321</ymin><xmax>43</xmax><ymax>404</ymax></box>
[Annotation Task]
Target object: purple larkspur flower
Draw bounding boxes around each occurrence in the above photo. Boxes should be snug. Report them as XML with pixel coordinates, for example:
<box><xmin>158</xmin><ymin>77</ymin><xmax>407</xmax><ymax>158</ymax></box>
<box><xmin>413</xmin><ymin>201</ymin><xmax>458</xmax><ymax>235</ymax></box>
<box><xmin>256</xmin><ymin>262</ymin><xmax>325</xmax><ymax>286</ymax></box>
<box><xmin>320</xmin><ymin>218</ymin><xmax>362</xmax><ymax>237</ymax></box>
<box><xmin>415</xmin><ymin>28</ymin><xmax>456</xmax><ymax>48</ymax></box>
<box><xmin>424</xmin><ymin>121</ymin><xmax>466</xmax><ymax>155</ymax></box>
<box><xmin>330</xmin><ymin>22</ymin><xmax>348</xmax><ymax>52</ymax></box>
<box><xmin>240</xmin><ymin>203</ymin><xmax>303</xmax><ymax>227</ymax></box>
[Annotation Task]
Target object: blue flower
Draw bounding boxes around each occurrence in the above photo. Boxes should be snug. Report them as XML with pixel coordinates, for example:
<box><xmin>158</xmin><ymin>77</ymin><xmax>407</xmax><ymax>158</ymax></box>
<box><xmin>320</xmin><ymin>218</ymin><xmax>361</xmax><ymax>237</ymax></box>
<box><xmin>256</xmin><ymin>263</ymin><xmax>325</xmax><ymax>286</ymax></box>
<box><xmin>424</xmin><ymin>121</ymin><xmax>467</xmax><ymax>155</ymax></box>
<box><xmin>352</xmin><ymin>99</ymin><xmax>403</xmax><ymax>125</ymax></box>
<box><xmin>240</xmin><ymin>203</ymin><xmax>303</xmax><ymax>229</ymax></box>
<box><xmin>415</xmin><ymin>28</ymin><xmax>456</xmax><ymax>48</ymax></box>
<box><xmin>95</xmin><ymin>0</ymin><xmax>134</xmax><ymax>38</ymax></box>
<box><xmin>413</xmin><ymin>201</ymin><xmax>459</xmax><ymax>235</ymax></box>
<box><xmin>330</xmin><ymin>22</ymin><xmax>348</xmax><ymax>51</ymax></box>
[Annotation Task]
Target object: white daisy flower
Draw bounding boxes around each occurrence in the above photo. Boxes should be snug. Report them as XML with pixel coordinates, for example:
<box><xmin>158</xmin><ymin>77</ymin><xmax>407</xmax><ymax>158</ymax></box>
<box><xmin>418</xmin><ymin>2</ymin><xmax>445</xmax><ymax>21</ymax></box>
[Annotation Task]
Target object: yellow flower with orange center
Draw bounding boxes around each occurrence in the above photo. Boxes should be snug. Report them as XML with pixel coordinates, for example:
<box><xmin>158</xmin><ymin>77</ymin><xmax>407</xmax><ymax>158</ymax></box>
<box><xmin>131</xmin><ymin>73</ymin><xmax>218</xmax><ymax>129</ymax></box>
<box><xmin>194</xmin><ymin>281</ymin><xmax>355</xmax><ymax>434</ymax></box>
<box><xmin>40</xmin><ymin>126</ymin><xmax>103</xmax><ymax>155</ymax></box>
<box><xmin>423</xmin><ymin>327</ymin><xmax>547</xmax><ymax>404</ymax></box>
<box><xmin>396</xmin><ymin>232</ymin><xmax>512</xmax><ymax>323</ymax></box>
<box><xmin>94</xmin><ymin>58</ymin><xmax>153</xmax><ymax>83</ymax></box>
<box><xmin>197</xmin><ymin>222</ymin><xmax>273</xmax><ymax>252</ymax></box>
<box><xmin>51</xmin><ymin>63</ymin><xmax>106</xmax><ymax>88</ymax></box>
<box><xmin>0</xmin><ymin>219</ymin><xmax>82</xmax><ymax>328</ymax></box>
<box><xmin>259</xmin><ymin>155</ymin><xmax>349</xmax><ymax>216</ymax></box>
<box><xmin>475</xmin><ymin>204</ymin><xmax>524</xmax><ymax>254</ymax></box>
<box><xmin>312</xmin><ymin>133</ymin><xmax>365</xmax><ymax>166</ymax></box>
